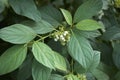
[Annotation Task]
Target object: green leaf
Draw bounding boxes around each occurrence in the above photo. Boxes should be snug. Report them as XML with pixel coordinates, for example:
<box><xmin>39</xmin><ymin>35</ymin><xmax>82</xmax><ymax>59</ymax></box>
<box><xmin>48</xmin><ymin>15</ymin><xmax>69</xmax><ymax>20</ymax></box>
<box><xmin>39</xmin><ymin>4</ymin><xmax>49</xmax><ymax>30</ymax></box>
<box><xmin>22</xmin><ymin>20</ymin><xmax>55</xmax><ymax>34</ymax></box>
<box><xmin>101</xmin><ymin>27</ymin><xmax>120</xmax><ymax>40</ymax></box>
<box><xmin>0</xmin><ymin>1</ymin><xmax>5</xmax><ymax>13</ymax></box>
<box><xmin>32</xmin><ymin>41</ymin><xmax>55</xmax><ymax>69</ymax></box>
<box><xmin>32</xmin><ymin>60</ymin><xmax>52</xmax><ymax>80</ymax></box>
<box><xmin>60</xmin><ymin>8</ymin><xmax>72</xmax><ymax>25</ymax></box>
<box><xmin>53</xmin><ymin>51</ymin><xmax>67</xmax><ymax>71</ymax></box>
<box><xmin>0</xmin><ymin>45</ymin><xmax>27</xmax><ymax>75</ymax></box>
<box><xmin>32</xmin><ymin>41</ymin><xmax>67</xmax><ymax>71</ymax></box>
<box><xmin>92</xmin><ymin>69</ymin><xmax>109</xmax><ymax>80</ymax></box>
<box><xmin>76</xmin><ymin>19</ymin><xmax>103</xmax><ymax>31</ymax></box>
<box><xmin>39</xmin><ymin>5</ymin><xmax>63</xmax><ymax>22</ymax></box>
<box><xmin>90</xmin><ymin>51</ymin><xmax>100</xmax><ymax>71</ymax></box>
<box><xmin>112</xmin><ymin>42</ymin><xmax>120</xmax><ymax>69</ymax></box>
<box><xmin>49</xmin><ymin>74</ymin><xmax>64</xmax><ymax>80</ymax></box>
<box><xmin>68</xmin><ymin>30</ymin><xmax>94</xmax><ymax>70</ymax></box>
<box><xmin>0</xmin><ymin>24</ymin><xmax>37</xmax><ymax>44</ymax></box>
<box><xmin>39</xmin><ymin>9</ymin><xmax>60</xmax><ymax>27</ymax></box>
<box><xmin>114</xmin><ymin>71</ymin><xmax>120</xmax><ymax>80</ymax></box>
<box><xmin>77</xmin><ymin>30</ymin><xmax>101</xmax><ymax>38</ymax></box>
<box><xmin>17</xmin><ymin>54</ymin><xmax>33</xmax><ymax>80</ymax></box>
<box><xmin>74</xmin><ymin>0</ymin><xmax>103</xmax><ymax>23</ymax></box>
<box><xmin>9</xmin><ymin>0</ymin><xmax>41</xmax><ymax>21</ymax></box>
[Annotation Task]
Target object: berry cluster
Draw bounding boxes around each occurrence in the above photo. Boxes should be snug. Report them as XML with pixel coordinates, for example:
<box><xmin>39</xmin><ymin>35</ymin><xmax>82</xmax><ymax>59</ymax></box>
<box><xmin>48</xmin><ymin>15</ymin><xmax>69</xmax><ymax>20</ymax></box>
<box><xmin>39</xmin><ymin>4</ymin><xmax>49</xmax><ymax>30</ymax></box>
<box><xmin>53</xmin><ymin>27</ymin><xmax>71</xmax><ymax>45</ymax></box>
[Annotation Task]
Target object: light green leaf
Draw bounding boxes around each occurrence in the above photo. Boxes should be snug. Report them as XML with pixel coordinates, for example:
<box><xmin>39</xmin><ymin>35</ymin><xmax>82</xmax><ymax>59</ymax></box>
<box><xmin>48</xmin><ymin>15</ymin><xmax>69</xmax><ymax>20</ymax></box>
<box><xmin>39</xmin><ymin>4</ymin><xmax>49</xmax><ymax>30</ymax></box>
<box><xmin>49</xmin><ymin>74</ymin><xmax>64</xmax><ymax>80</ymax></box>
<box><xmin>22</xmin><ymin>20</ymin><xmax>55</xmax><ymax>34</ymax></box>
<box><xmin>32</xmin><ymin>41</ymin><xmax>67</xmax><ymax>71</ymax></box>
<box><xmin>68</xmin><ymin>30</ymin><xmax>94</xmax><ymax>70</ymax></box>
<box><xmin>0</xmin><ymin>24</ymin><xmax>37</xmax><ymax>44</ymax></box>
<box><xmin>32</xmin><ymin>60</ymin><xmax>52</xmax><ymax>80</ymax></box>
<box><xmin>74</xmin><ymin>0</ymin><xmax>103</xmax><ymax>23</ymax></box>
<box><xmin>0</xmin><ymin>45</ymin><xmax>27</xmax><ymax>75</ymax></box>
<box><xmin>90</xmin><ymin>51</ymin><xmax>100</xmax><ymax>71</ymax></box>
<box><xmin>60</xmin><ymin>8</ymin><xmax>72</xmax><ymax>25</ymax></box>
<box><xmin>9</xmin><ymin>0</ymin><xmax>41</xmax><ymax>21</ymax></box>
<box><xmin>32</xmin><ymin>41</ymin><xmax>55</xmax><ymax>69</ymax></box>
<box><xmin>76</xmin><ymin>19</ymin><xmax>103</xmax><ymax>31</ymax></box>
<box><xmin>53</xmin><ymin>51</ymin><xmax>67</xmax><ymax>71</ymax></box>
<box><xmin>67</xmin><ymin>74</ymin><xmax>79</xmax><ymax>80</ymax></box>
<box><xmin>92</xmin><ymin>69</ymin><xmax>109</xmax><ymax>80</ymax></box>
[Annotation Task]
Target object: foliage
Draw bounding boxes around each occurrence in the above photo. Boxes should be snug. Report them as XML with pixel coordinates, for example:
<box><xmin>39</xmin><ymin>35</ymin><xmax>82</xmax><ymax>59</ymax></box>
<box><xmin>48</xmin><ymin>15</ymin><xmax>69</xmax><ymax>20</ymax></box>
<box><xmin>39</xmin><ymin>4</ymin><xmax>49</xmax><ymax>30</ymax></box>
<box><xmin>0</xmin><ymin>0</ymin><xmax>120</xmax><ymax>80</ymax></box>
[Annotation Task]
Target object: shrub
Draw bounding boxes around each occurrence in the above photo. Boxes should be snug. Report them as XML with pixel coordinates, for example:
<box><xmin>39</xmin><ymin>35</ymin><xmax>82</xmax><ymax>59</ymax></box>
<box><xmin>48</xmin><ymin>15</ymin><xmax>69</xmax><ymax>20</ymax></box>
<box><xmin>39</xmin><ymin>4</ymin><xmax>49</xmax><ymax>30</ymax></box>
<box><xmin>0</xmin><ymin>0</ymin><xmax>120</xmax><ymax>80</ymax></box>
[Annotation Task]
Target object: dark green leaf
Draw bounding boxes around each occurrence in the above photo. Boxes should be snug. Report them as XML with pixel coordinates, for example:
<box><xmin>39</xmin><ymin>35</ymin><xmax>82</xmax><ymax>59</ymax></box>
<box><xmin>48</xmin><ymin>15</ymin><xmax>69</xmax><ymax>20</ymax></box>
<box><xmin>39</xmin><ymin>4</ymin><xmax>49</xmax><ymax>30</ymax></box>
<box><xmin>39</xmin><ymin>9</ymin><xmax>60</xmax><ymax>27</ymax></box>
<box><xmin>17</xmin><ymin>54</ymin><xmax>33</xmax><ymax>80</ymax></box>
<box><xmin>60</xmin><ymin>9</ymin><xmax>72</xmax><ymax>25</ymax></box>
<box><xmin>22</xmin><ymin>20</ymin><xmax>55</xmax><ymax>34</ymax></box>
<box><xmin>114</xmin><ymin>71</ymin><xmax>120</xmax><ymax>80</ymax></box>
<box><xmin>68</xmin><ymin>30</ymin><xmax>94</xmax><ymax>70</ymax></box>
<box><xmin>92</xmin><ymin>69</ymin><xmax>109</xmax><ymax>80</ymax></box>
<box><xmin>0</xmin><ymin>1</ymin><xmax>5</xmax><ymax>13</ymax></box>
<box><xmin>9</xmin><ymin>0</ymin><xmax>41</xmax><ymax>21</ymax></box>
<box><xmin>0</xmin><ymin>24</ymin><xmax>37</xmax><ymax>44</ymax></box>
<box><xmin>112</xmin><ymin>42</ymin><xmax>120</xmax><ymax>69</ymax></box>
<box><xmin>32</xmin><ymin>60</ymin><xmax>52</xmax><ymax>80</ymax></box>
<box><xmin>101</xmin><ymin>27</ymin><xmax>120</xmax><ymax>40</ymax></box>
<box><xmin>76</xmin><ymin>19</ymin><xmax>103</xmax><ymax>31</ymax></box>
<box><xmin>0</xmin><ymin>45</ymin><xmax>27</xmax><ymax>75</ymax></box>
<box><xmin>39</xmin><ymin>5</ymin><xmax>63</xmax><ymax>22</ymax></box>
<box><xmin>74</xmin><ymin>0</ymin><xmax>103</xmax><ymax>23</ymax></box>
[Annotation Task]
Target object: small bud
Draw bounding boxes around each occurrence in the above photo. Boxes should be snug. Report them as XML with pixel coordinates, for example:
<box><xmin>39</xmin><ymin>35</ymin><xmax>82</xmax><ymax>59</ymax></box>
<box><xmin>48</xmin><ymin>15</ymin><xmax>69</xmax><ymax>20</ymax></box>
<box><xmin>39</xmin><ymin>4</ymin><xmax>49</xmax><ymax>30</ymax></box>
<box><xmin>54</xmin><ymin>38</ymin><xmax>58</xmax><ymax>41</ymax></box>
<box><xmin>55</xmin><ymin>35</ymin><xmax>59</xmax><ymax>39</ymax></box>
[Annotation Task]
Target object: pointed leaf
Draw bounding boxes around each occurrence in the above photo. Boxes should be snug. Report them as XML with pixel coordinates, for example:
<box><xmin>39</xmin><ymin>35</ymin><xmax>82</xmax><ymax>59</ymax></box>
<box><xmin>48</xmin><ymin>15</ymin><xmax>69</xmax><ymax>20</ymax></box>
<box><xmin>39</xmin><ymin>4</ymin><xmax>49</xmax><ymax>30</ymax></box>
<box><xmin>76</xmin><ymin>19</ymin><xmax>103</xmax><ymax>31</ymax></box>
<box><xmin>90</xmin><ymin>51</ymin><xmax>100</xmax><ymax>71</ymax></box>
<box><xmin>68</xmin><ymin>30</ymin><xmax>94</xmax><ymax>70</ymax></box>
<box><xmin>60</xmin><ymin>8</ymin><xmax>72</xmax><ymax>25</ymax></box>
<box><xmin>32</xmin><ymin>41</ymin><xmax>67</xmax><ymax>71</ymax></box>
<box><xmin>9</xmin><ymin>0</ymin><xmax>41</xmax><ymax>21</ymax></box>
<box><xmin>0</xmin><ymin>24</ymin><xmax>37</xmax><ymax>44</ymax></box>
<box><xmin>32</xmin><ymin>60</ymin><xmax>52</xmax><ymax>80</ymax></box>
<box><xmin>32</xmin><ymin>41</ymin><xmax>55</xmax><ymax>69</ymax></box>
<box><xmin>53</xmin><ymin>51</ymin><xmax>67</xmax><ymax>71</ymax></box>
<box><xmin>74</xmin><ymin>0</ymin><xmax>103</xmax><ymax>23</ymax></box>
<box><xmin>0</xmin><ymin>45</ymin><xmax>27</xmax><ymax>75</ymax></box>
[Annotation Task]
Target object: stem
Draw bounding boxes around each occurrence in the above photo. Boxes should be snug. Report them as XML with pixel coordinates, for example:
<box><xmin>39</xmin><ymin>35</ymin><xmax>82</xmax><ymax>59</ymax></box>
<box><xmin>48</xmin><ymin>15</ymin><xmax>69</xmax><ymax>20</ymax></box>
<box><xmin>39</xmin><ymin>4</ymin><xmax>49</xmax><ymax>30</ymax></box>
<box><xmin>71</xmin><ymin>59</ymin><xmax>74</xmax><ymax>73</ymax></box>
<box><xmin>37</xmin><ymin>33</ymin><xmax>53</xmax><ymax>42</ymax></box>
